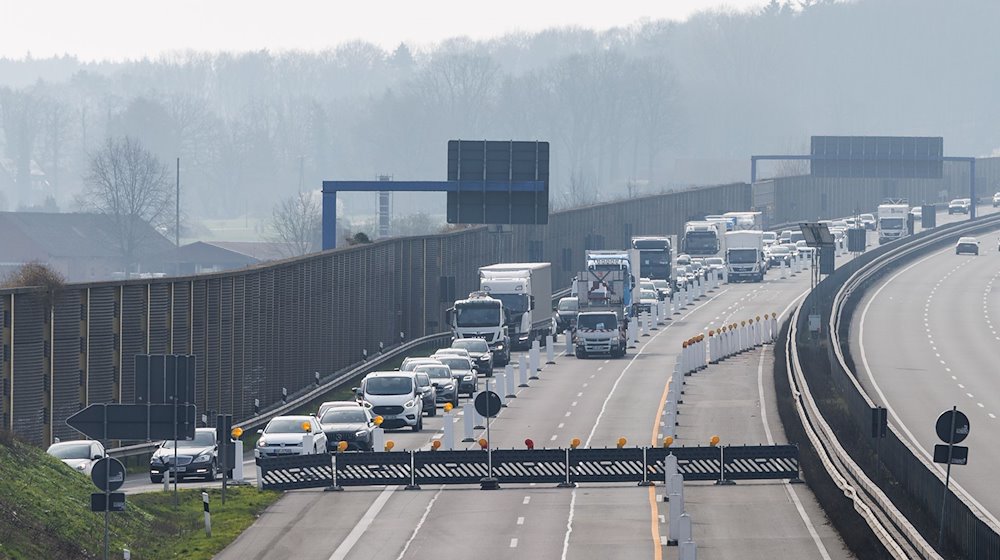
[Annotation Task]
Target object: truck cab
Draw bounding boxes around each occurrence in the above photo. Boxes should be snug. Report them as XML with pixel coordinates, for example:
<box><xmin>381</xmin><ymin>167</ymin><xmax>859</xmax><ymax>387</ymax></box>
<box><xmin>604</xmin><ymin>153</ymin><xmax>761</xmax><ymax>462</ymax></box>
<box><xmin>877</xmin><ymin>203</ymin><xmax>910</xmax><ymax>244</ymax></box>
<box><xmin>724</xmin><ymin>230</ymin><xmax>765</xmax><ymax>282</ymax></box>
<box><xmin>448</xmin><ymin>292</ymin><xmax>510</xmax><ymax>366</ymax></box>
<box><xmin>573</xmin><ymin>311</ymin><xmax>626</xmax><ymax>359</ymax></box>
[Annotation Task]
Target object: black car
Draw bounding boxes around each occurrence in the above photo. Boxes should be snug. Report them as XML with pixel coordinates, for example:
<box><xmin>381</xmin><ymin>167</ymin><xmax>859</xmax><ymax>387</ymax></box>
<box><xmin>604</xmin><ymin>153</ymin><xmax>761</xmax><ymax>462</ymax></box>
<box><xmin>319</xmin><ymin>405</ymin><xmax>376</xmax><ymax>451</ymax></box>
<box><xmin>450</xmin><ymin>338</ymin><xmax>494</xmax><ymax>375</ymax></box>
<box><xmin>150</xmin><ymin>428</ymin><xmax>219</xmax><ymax>483</ymax></box>
<box><xmin>554</xmin><ymin>297</ymin><xmax>579</xmax><ymax>334</ymax></box>
<box><xmin>434</xmin><ymin>355</ymin><xmax>478</xmax><ymax>397</ymax></box>
<box><xmin>414</xmin><ymin>364</ymin><xmax>460</xmax><ymax>407</ymax></box>
<box><xmin>414</xmin><ymin>371</ymin><xmax>437</xmax><ymax>416</ymax></box>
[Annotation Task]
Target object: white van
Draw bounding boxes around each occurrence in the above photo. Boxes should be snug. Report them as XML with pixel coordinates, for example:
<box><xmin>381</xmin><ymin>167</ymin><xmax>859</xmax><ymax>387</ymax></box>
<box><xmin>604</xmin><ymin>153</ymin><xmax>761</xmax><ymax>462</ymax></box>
<box><xmin>355</xmin><ymin>372</ymin><xmax>423</xmax><ymax>431</ymax></box>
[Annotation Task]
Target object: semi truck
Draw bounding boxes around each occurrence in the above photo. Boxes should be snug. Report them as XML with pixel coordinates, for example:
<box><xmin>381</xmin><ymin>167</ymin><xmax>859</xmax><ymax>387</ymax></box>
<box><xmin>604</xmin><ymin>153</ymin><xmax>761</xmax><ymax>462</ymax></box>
<box><xmin>682</xmin><ymin>221</ymin><xmax>725</xmax><ymax>259</ymax></box>
<box><xmin>877</xmin><ymin>203</ymin><xmax>909</xmax><ymax>244</ymax></box>
<box><xmin>584</xmin><ymin>251</ymin><xmax>635</xmax><ymax>314</ymax></box>
<box><xmin>723</xmin><ymin>211</ymin><xmax>764</xmax><ymax>231</ymax></box>
<box><xmin>448</xmin><ymin>292</ymin><xmax>510</xmax><ymax>366</ymax></box>
<box><xmin>630</xmin><ymin>236</ymin><xmax>673</xmax><ymax>282</ymax></box>
<box><xmin>478</xmin><ymin>263</ymin><xmax>553</xmax><ymax>351</ymax></box>
<box><xmin>724</xmin><ymin>230</ymin><xmax>765</xmax><ymax>282</ymax></box>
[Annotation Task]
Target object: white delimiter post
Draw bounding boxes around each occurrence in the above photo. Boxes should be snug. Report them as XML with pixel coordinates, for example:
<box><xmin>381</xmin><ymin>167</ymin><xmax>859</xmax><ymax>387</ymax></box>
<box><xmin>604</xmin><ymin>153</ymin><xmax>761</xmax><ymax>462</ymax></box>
<box><xmin>546</xmin><ymin>335</ymin><xmax>556</xmax><ymax>364</ymax></box>
<box><xmin>441</xmin><ymin>408</ymin><xmax>455</xmax><ymax>450</ymax></box>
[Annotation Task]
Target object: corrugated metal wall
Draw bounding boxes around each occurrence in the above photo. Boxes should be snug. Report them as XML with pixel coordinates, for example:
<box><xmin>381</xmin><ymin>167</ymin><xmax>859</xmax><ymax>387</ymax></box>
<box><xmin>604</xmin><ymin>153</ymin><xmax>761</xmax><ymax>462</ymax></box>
<box><xmin>2</xmin><ymin>182</ymin><xmax>758</xmax><ymax>445</ymax></box>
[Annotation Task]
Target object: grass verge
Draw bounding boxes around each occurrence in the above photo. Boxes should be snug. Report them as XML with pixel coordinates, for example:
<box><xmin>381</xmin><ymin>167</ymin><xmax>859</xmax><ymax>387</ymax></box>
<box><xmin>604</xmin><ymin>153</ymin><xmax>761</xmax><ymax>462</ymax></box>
<box><xmin>0</xmin><ymin>433</ymin><xmax>279</xmax><ymax>560</ymax></box>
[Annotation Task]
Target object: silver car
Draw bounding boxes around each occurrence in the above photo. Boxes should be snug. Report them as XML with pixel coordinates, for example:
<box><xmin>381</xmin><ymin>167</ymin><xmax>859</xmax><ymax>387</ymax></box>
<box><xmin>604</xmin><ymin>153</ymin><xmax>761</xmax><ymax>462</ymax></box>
<box><xmin>450</xmin><ymin>338</ymin><xmax>494</xmax><ymax>374</ymax></box>
<box><xmin>47</xmin><ymin>440</ymin><xmax>105</xmax><ymax>475</ymax></box>
<box><xmin>433</xmin><ymin>355</ymin><xmax>478</xmax><ymax>397</ymax></box>
<box><xmin>414</xmin><ymin>364</ymin><xmax>459</xmax><ymax>407</ymax></box>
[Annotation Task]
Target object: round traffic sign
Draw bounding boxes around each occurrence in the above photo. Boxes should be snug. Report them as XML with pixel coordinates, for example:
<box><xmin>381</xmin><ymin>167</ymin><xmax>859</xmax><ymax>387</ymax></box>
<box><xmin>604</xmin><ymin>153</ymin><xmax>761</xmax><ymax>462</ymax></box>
<box><xmin>91</xmin><ymin>457</ymin><xmax>126</xmax><ymax>492</ymax></box>
<box><xmin>935</xmin><ymin>409</ymin><xmax>970</xmax><ymax>444</ymax></box>
<box><xmin>474</xmin><ymin>391</ymin><xmax>502</xmax><ymax>418</ymax></box>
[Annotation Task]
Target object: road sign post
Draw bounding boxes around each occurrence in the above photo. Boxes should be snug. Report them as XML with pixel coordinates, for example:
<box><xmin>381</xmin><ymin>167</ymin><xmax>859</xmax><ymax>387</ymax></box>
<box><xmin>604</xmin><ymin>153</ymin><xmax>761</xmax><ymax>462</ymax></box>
<box><xmin>91</xmin><ymin>457</ymin><xmax>125</xmax><ymax>560</ymax></box>
<box><xmin>475</xmin><ymin>381</ymin><xmax>502</xmax><ymax>491</ymax></box>
<box><xmin>934</xmin><ymin>406</ymin><xmax>970</xmax><ymax>551</ymax></box>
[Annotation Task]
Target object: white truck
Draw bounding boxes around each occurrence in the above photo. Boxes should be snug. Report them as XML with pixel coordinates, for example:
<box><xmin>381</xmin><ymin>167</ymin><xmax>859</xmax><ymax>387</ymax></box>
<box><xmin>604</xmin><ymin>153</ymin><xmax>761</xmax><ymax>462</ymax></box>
<box><xmin>682</xmin><ymin>221</ymin><xmax>725</xmax><ymax>259</ymax></box>
<box><xmin>877</xmin><ymin>204</ymin><xmax>909</xmax><ymax>244</ymax></box>
<box><xmin>630</xmin><ymin>236</ymin><xmax>674</xmax><ymax>283</ymax></box>
<box><xmin>448</xmin><ymin>292</ymin><xmax>510</xmax><ymax>366</ymax></box>
<box><xmin>724</xmin><ymin>230</ymin><xmax>766</xmax><ymax>282</ymax></box>
<box><xmin>723</xmin><ymin>211</ymin><xmax>764</xmax><ymax>231</ymax></box>
<box><xmin>478</xmin><ymin>263</ymin><xmax>553</xmax><ymax>351</ymax></box>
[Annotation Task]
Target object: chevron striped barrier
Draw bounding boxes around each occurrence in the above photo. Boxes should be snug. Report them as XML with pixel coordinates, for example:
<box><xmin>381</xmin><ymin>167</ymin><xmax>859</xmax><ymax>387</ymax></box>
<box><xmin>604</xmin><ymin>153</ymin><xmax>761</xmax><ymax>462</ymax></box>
<box><xmin>255</xmin><ymin>444</ymin><xmax>800</xmax><ymax>491</ymax></box>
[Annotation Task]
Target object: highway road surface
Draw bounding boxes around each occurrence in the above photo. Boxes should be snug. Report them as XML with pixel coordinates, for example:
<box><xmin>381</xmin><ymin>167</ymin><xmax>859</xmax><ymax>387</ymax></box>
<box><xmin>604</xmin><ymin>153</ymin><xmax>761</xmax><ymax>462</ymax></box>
<box><xmin>217</xmin><ymin>261</ymin><xmax>853</xmax><ymax>560</ymax></box>
<box><xmin>852</xmin><ymin>204</ymin><xmax>1000</xmax><ymax>530</ymax></box>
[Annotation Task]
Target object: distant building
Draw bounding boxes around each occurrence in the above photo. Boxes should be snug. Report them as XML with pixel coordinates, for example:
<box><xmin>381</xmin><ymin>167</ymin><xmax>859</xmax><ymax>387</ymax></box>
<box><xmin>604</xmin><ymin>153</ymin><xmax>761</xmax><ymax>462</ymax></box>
<box><xmin>0</xmin><ymin>211</ymin><xmax>174</xmax><ymax>282</ymax></box>
<box><xmin>157</xmin><ymin>241</ymin><xmax>299</xmax><ymax>275</ymax></box>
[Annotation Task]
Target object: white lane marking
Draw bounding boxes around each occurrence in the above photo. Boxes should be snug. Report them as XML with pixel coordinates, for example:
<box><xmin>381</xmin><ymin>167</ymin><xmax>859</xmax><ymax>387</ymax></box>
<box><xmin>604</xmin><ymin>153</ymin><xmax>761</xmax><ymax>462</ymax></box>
<box><xmin>958</xmin><ymin>384</ymin><xmax>965</xmax><ymax>389</ymax></box>
<box><xmin>331</xmin><ymin>486</ymin><xmax>398</xmax><ymax>560</ymax></box>
<box><xmin>392</xmin><ymin>486</ymin><xmax>443</xmax><ymax>560</ymax></box>
<box><xmin>561</xmin><ymin>288</ymin><xmax>732</xmax><ymax>560</ymax></box>
<box><xmin>978</xmin><ymin>403</ymin><xmax>985</xmax><ymax>408</ymax></box>
<box><xmin>658</xmin><ymin>514</ymin><xmax>665</xmax><ymax>523</ymax></box>
<box><xmin>577</xmin><ymin>392</ymin><xmax>583</xmax><ymax>397</ymax></box>
<box><xmin>517</xmin><ymin>516</ymin><xmax>525</xmax><ymax>525</ymax></box>
<box><xmin>551</xmin><ymin>435</ymin><xmax>558</xmax><ymax>441</ymax></box>
<box><xmin>660</xmin><ymin>536</ymin><xmax>668</xmax><ymax>546</ymax></box>
<box><xmin>523</xmin><ymin>496</ymin><xmax>531</xmax><ymax>505</ymax></box>
<box><xmin>510</xmin><ymin>538</ymin><xmax>519</xmax><ymax>548</ymax></box>
<box><xmin>756</xmin><ymin>299</ymin><xmax>832</xmax><ymax>560</ymax></box>
<box><xmin>597</xmin><ymin>367</ymin><xmax>603</xmax><ymax>372</ymax></box>
<box><xmin>565</xmin><ymin>411</ymin><xmax>572</xmax><ymax>417</ymax></box>
<box><xmin>990</xmin><ymin>414</ymin><xmax>997</xmax><ymax>419</ymax></box>
<box><xmin>604</xmin><ymin>360</ymin><xmax>610</xmax><ymax>364</ymax></box>
<box><xmin>967</xmin><ymin>393</ymin><xmax>974</xmax><ymax>398</ymax></box>
<box><xmin>859</xmin><ymin>245</ymin><xmax>1000</xmax><ymax>528</ymax></box>
<box><xmin>558</xmin><ymin>422</ymin><xmax>565</xmax><ymax>429</ymax></box>
<box><xmin>571</xmin><ymin>401</ymin><xmax>578</xmax><ymax>407</ymax></box>
<box><xmin>582</xmin><ymin>383</ymin><xmax>589</xmax><ymax>388</ymax></box>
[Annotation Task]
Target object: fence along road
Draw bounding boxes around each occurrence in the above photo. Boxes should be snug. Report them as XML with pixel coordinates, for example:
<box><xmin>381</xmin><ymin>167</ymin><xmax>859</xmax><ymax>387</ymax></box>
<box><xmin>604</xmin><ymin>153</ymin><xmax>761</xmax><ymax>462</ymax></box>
<box><xmin>219</xmin><ymin>265</ymin><xmax>849</xmax><ymax>560</ymax></box>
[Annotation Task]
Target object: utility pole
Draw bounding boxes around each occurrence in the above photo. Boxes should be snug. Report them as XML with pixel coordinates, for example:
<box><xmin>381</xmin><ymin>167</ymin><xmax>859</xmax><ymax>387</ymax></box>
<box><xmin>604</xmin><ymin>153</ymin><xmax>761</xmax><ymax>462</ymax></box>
<box><xmin>175</xmin><ymin>157</ymin><xmax>180</xmax><ymax>247</ymax></box>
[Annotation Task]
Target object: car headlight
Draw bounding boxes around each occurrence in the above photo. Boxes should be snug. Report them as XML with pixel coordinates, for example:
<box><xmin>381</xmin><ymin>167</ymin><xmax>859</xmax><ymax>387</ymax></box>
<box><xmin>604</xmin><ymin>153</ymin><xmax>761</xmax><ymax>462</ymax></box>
<box><xmin>355</xmin><ymin>430</ymin><xmax>369</xmax><ymax>439</ymax></box>
<box><xmin>442</xmin><ymin>382</ymin><xmax>455</xmax><ymax>390</ymax></box>
<box><xmin>76</xmin><ymin>464</ymin><xmax>86</xmax><ymax>471</ymax></box>
<box><xmin>494</xmin><ymin>343</ymin><xmax>504</xmax><ymax>351</ymax></box>
<box><xmin>463</xmin><ymin>374</ymin><xmax>474</xmax><ymax>381</ymax></box>
<box><xmin>195</xmin><ymin>452</ymin><xmax>213</xmax><ymax>463</ymax></box>
<box><xmin>404</xmin><ymin>399</ymin><xmax>416</xmax><ymax>409</ymax></box>
<box><xmin>478</xmin><ymin>356</ymin><xmax>489</xmax><ymax>362</ymax></box>
<box><xmin>257</xmin><ymin>439</ymin><xmax>267</xmax><ymax>448</ymax></box>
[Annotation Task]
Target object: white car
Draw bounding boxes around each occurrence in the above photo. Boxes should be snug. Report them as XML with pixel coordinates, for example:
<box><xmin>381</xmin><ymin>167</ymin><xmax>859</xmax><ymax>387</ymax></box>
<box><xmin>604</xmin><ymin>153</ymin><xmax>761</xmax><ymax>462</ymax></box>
<box><xmin>761</xmin><ymin>232</ymin><xmax>777</xmax><ymax>246</ymax></box>
<box><xmin>955</xmin><ymin>237</ymin><xmax>979</xmax><ymax>255</ymax></box>
<box><xmin>859</xmin><ymin>213</ymin><xmax>876</xmax><ymax>230</ymax></box>
<box><xmin>993</xmin><ymin>193</ymin><xmax>1000</xmax><ymax>208</ymax></box>
<box><xmin>356</xmin><ymin>372</ymin><xmax>424</xmax><ymax>431</ymax></box>
<box><xmin>47</xmin><ymin>440</ymin><xmax>105</xmax><ymax>475</ymax></box>
<box><xmin>948</xmin><ymin>198</ymin><xmax>971</xmax><ymax>215</ymax></box>
<box><xmin>256</xmin><ymin>415</ymin><xmax>328</xmax><ymax>458</ymax></box>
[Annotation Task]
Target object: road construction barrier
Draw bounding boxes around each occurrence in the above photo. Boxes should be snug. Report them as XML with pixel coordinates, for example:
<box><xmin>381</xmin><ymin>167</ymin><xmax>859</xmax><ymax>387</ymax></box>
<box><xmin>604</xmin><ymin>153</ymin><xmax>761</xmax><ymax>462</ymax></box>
<box><xmin>256</xmin><ymin>444</ymin><xmax>800</xmax><ymax>491</ymax></box>
<box><xmin>546</xmin><ymin>335</ymin><xmax>556</xmax><ymax>364</ymax></box>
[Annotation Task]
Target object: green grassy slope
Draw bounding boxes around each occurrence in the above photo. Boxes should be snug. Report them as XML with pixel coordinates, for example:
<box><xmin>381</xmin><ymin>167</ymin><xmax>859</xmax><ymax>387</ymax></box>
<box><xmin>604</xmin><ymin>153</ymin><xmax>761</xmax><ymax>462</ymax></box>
<box><xmin>0</xmin><ymin>432</ymin><xmax>279</xmax><ymax>559</ymax></box>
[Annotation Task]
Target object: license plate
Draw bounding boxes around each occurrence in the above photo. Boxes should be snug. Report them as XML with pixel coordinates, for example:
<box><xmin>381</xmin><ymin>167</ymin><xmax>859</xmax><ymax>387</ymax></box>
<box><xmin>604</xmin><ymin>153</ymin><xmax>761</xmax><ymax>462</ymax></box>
<box><xmin>169</xmin><ymin>467</ymin><xmax>187</xmax><ymax>473</ymax></box>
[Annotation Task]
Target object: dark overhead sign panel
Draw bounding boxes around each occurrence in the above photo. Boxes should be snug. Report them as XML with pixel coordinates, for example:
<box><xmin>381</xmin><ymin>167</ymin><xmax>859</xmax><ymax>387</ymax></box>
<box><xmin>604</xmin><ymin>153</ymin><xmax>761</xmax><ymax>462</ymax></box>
<box><xmin>446</xmin><ymin>140</ymin><xmax>549</xmax><ymax>225</ymax></box>
<box><xmin>810</xmin><ymin>136</ymin><xmax>943</xmax><ymax>179</ymax></box>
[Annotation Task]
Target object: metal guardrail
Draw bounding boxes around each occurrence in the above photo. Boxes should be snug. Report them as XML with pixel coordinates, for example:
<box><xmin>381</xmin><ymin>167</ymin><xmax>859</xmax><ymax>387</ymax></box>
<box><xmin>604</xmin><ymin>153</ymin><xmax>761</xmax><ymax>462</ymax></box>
<box><xmin>783</xmin><ymin>211</ymin><xmax>1000</xmax><ymax>559</ymax></box>
<box><xmin>255</xmin><ymin>444</ymin><xmax>800</xmax><ymax>492</ymax></box>
<box><xmin>107</xmin><ymin>287</ymin><xmax>575</xmax><ymax>460</ymax></box>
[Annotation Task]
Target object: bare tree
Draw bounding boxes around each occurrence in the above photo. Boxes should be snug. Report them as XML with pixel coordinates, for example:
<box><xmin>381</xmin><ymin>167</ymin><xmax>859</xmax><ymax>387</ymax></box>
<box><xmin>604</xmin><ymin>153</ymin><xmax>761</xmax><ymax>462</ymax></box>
<box><xmin>81</xmin><ymin>136</ymin><xmax>173</xmax><ymax>275</ymax></box>
<box><xmin>269</xmin><ymin>190</ymin><xmax>321</xmax><ymax>258</ymax></box>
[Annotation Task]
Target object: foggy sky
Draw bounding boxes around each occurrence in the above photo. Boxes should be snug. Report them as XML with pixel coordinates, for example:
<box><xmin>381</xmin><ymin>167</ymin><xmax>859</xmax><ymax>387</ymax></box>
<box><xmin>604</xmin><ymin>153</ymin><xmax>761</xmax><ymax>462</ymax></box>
<box><xmin>0</xmin><ymin>0</ymin><xmax>769</xmax><ymax>61</ymax></box>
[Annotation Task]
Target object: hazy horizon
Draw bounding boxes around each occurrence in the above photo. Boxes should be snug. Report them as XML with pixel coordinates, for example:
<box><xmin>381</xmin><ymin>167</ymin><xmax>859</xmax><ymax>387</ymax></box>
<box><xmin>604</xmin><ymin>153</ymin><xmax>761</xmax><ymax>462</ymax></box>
<box><xmin>0</xmin><ymin>0</ymin><xmax>771</xmax><ymax>62</ymax></box>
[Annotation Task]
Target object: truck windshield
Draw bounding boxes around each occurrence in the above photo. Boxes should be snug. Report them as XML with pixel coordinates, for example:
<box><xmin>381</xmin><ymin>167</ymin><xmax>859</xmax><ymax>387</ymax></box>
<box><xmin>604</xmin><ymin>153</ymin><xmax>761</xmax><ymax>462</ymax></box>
<box><xmin>456</xmin><ymin>303</ymin><xmax>501</xmax><ymax>327</ymax></box>
<box><xmin>880</xmin><ymin>217</ymin><xmax>904</xmax><ymax>229</ymax></box>
<box><xmin>728</xmin><ymin>249</ymin><xmax>758</xmax><ymax>264</ymax></box>
<box><xmin>577</xmin><ymin>314</ymin><xmax>618</xmax><ymax>331</ymax></box>
<box><xmin>491</xmin><ymin>293</ymin><xmax>529</xmax><ymax>314</ymax></box>
<box><xmin>684</xmin><ymin>232</ymin><xmax>718</xmax><ymax>254</ymax></box>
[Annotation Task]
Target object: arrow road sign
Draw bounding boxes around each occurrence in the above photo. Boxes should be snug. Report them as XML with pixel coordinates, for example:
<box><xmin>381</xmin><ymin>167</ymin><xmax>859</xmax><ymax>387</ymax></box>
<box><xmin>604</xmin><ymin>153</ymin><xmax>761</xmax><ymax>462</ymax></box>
<box><xmin>91</xmin><ymin>457</ymin><xmax>126</xmax><ymax>492</ymax></box>
<box><xmin>66</xmin><ymin>403</ymin><xmax>196</xmax><ymax>442</ymax></box>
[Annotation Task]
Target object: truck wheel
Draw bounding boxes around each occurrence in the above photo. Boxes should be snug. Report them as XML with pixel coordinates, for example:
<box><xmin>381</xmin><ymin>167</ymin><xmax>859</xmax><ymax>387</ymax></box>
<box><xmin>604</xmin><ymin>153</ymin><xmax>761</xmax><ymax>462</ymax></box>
<box><xmin>575</xmin><ymin>349</ymin><xmax>586</xmax><ymax>359</ymax></box>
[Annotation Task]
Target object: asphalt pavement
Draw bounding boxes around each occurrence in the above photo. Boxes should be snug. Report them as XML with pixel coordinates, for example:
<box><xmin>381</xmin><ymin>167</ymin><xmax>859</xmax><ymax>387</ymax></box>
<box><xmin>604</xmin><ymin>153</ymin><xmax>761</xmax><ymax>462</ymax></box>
<box><xmin>217</xmin><ymin>260</ymin><xmax>852</xmax><ymax>560</ymax></box>
<box><xmin>852</xmin><ymin>205</ymin><xmax>1000</xmax><ymax>529</ymax></box>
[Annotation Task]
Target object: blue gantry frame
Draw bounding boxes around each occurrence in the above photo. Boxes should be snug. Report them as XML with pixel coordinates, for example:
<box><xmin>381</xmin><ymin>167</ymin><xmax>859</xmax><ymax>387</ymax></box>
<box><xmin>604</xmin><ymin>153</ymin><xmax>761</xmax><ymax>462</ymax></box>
<box><xmin>321</xmin><ymin>180</ymin><xmax>546</xmax><ymax>249</ymax></box>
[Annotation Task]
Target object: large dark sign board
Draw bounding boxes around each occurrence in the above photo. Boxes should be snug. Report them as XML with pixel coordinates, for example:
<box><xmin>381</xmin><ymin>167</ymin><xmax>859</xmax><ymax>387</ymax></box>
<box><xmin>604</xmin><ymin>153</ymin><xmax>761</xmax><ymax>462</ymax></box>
<box><xmin>811</xmin><ymin>136</ymin><xmax>943</xmax><ymax>179</ymax></box>
<box><xmin>135</xmin><ymin>354</ymin><xmax>196</xmax><ymax>405</ymax></box>
<box><xmin>67</xmin><ymin>403</ymin><xmax>197</xmax><ymax>441</ymax></box>
<box><xmin>446</xmin><ymin>140</ymin><xmax>549</xmax><ymax>225</ymax></box>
